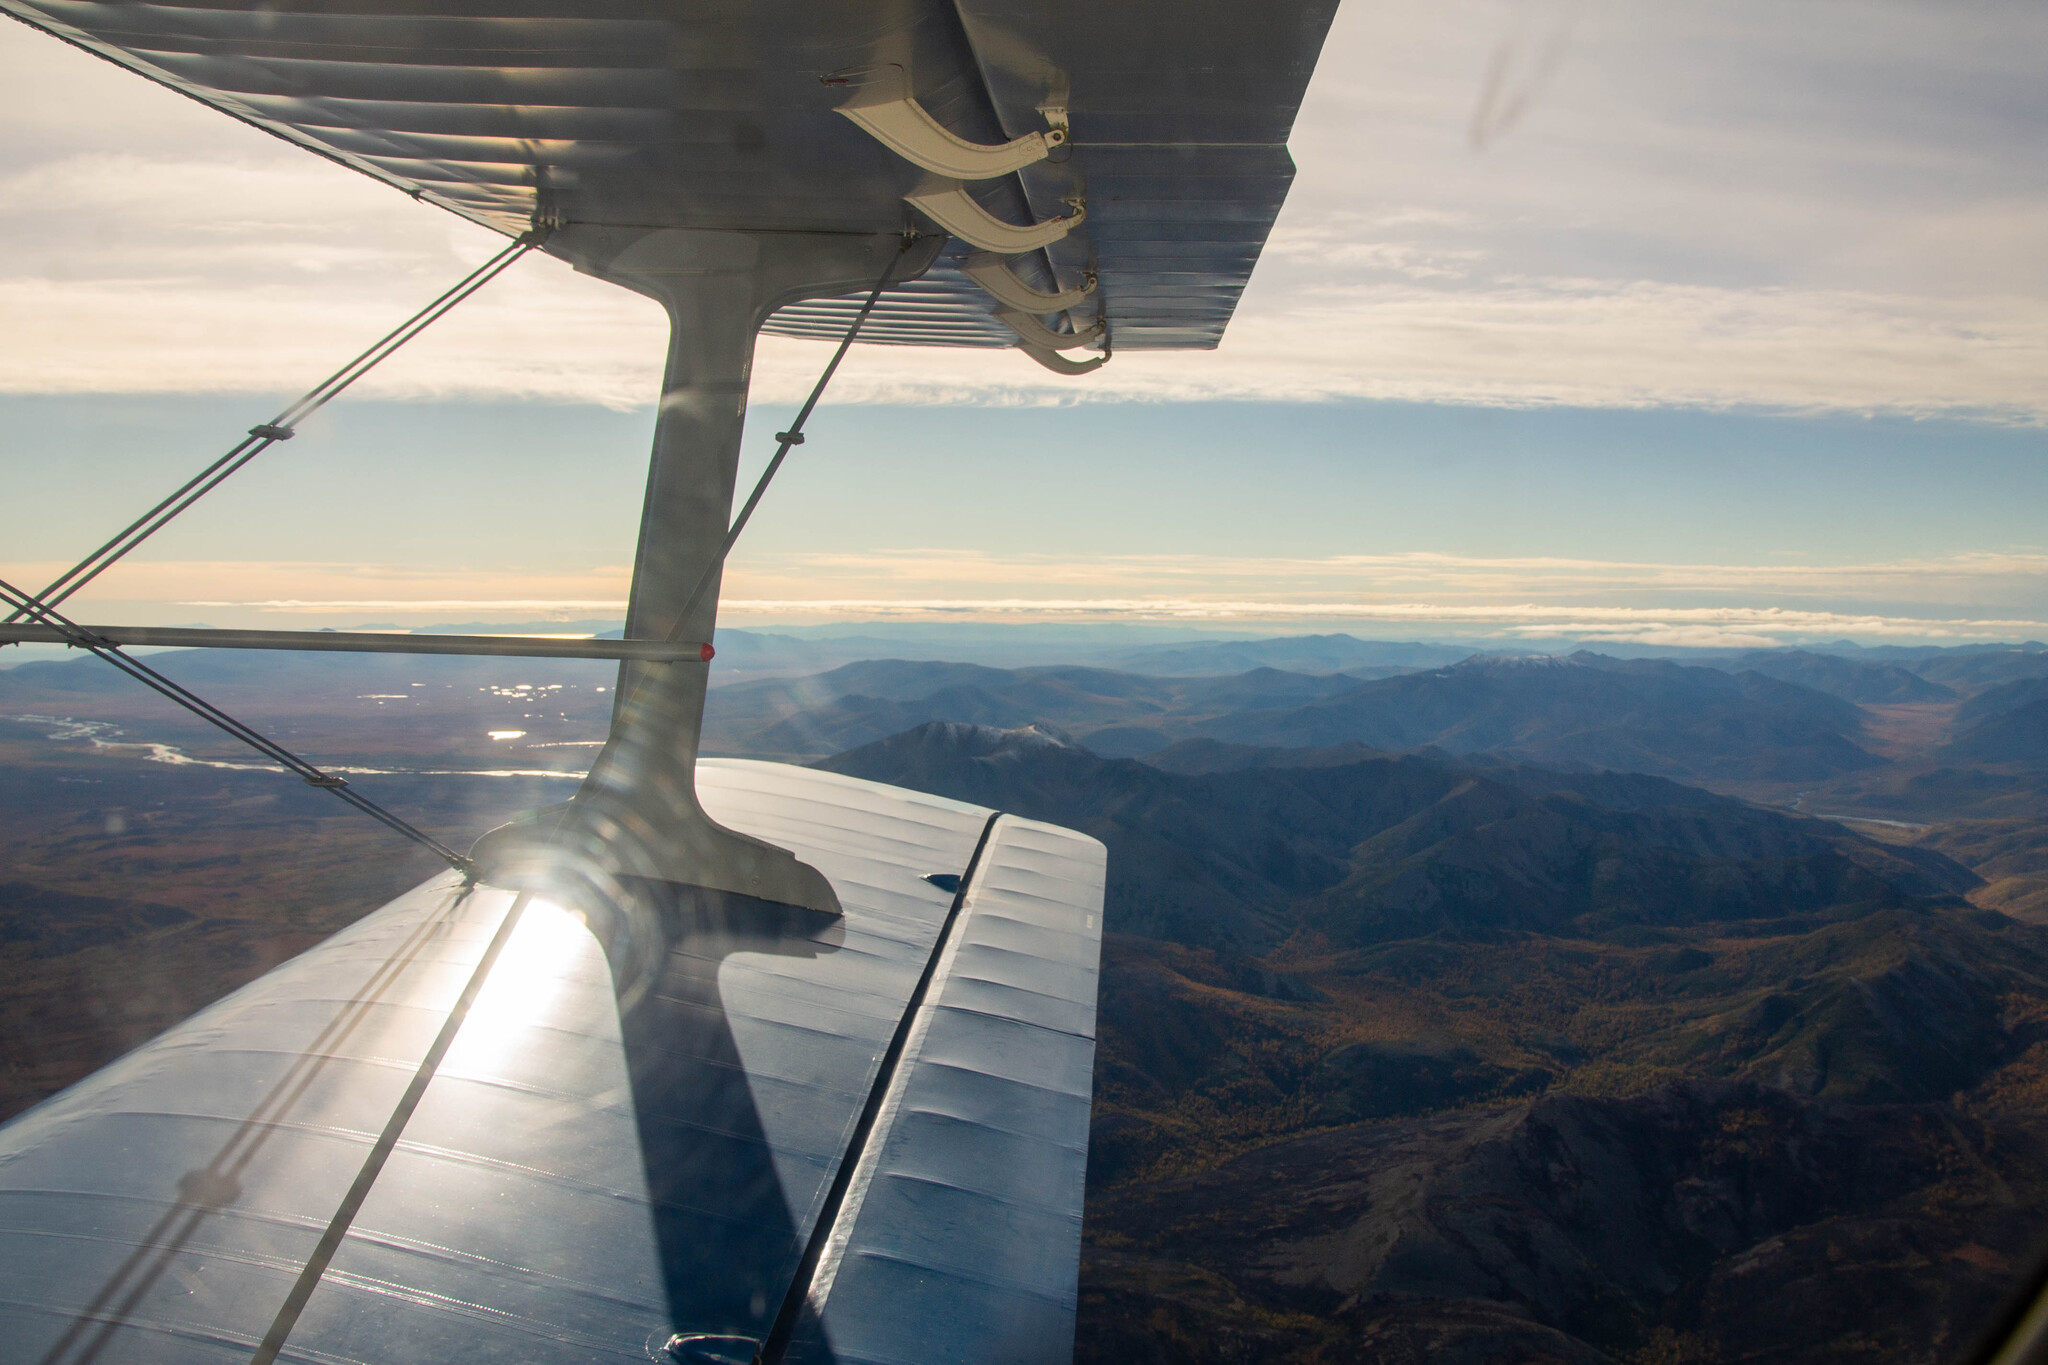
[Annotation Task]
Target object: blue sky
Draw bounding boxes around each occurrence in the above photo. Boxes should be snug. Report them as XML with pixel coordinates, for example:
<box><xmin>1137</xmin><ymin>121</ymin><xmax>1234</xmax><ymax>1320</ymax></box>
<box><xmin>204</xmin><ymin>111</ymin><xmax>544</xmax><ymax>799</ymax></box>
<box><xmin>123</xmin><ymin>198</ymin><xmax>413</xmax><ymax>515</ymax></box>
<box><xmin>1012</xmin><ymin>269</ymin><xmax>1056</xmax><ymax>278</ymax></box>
<box><xmin>2</xmin><ymin>1</ymin><xmax>2045</xmax><ymax>647</ymax></box>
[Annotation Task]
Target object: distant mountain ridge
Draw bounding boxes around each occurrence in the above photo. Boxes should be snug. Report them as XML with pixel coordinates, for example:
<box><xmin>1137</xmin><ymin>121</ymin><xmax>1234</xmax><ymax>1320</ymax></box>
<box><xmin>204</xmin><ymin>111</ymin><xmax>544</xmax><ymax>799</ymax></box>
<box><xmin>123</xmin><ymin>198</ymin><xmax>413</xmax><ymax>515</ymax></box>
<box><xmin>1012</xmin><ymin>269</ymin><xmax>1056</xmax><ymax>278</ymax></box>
<box><xmin>1725</xmin><ymin>648</ymin><xmax>1953</xmax><ymax>703</ymax></box>
<box><xmin>0</xmin><ymin>634</ymin><xmax>1924</xmax><ymax>788</ymax></box>
<box><xmin>1906</xmin><ymin>646</ymin><xmax>2048</xmax><ymax>692</ymax></box>
<box><xmin>702</xmin><ymin>660</ymin><xmax>1367</xmax><ymax>759</ymax></box>
<box><xmin>819</xmin><ymin>721</ymin><xmax>1969</xmax><ymax>949</ymax></box>
<box><xmin>1102</xmin><ymin>634</ymin><xmax>1472</xmax><ymax>676</ymax></box>
<box><xmin>1957</xmin><ymin>677</ymin><xmax>2048</xmax><ymax>729</ymax></box>
<box><xmin>1199</xmin><ymin>651</ymin><xmax>1880</xmax><ymax>781</ymax></box>
<box><xmin>1945</xmin><ymin>700</ymin><xmax>2048</xmax><ymax>764</ymax></box>
<box><xmin>702</xmin><ymin>650</ymin><xmax>1885</xmax><ymax>780</ymax></box>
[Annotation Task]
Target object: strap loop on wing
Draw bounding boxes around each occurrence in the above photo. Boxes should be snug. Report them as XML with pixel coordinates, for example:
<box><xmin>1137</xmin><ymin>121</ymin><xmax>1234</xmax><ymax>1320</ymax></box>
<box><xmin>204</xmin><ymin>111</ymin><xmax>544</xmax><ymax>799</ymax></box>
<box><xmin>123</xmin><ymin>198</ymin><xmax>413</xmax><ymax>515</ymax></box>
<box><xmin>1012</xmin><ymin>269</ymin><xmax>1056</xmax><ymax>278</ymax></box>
<box><xmin>903</xmin><ymin>180</ymin><xmax>1084</xmax><ymax>253</ymax></box>
<box><xmin>1020</xmin><ymin>345</ymin><xmax>1108</xmax><ymax>375</ymax></box>
<box><xmin>833</xmin><ymin>65</ymin><xmax>1063</xmax><ymax>180</ymax></box>
<box><xmin>996</xmin><ymin>308</ymin><xmax>1104</xmax><ymax>351</ymax></box>
<box><xmin>961</xmin><ymin>252</ymin><xmax>1095</xmax><ymax>312</ymax></box>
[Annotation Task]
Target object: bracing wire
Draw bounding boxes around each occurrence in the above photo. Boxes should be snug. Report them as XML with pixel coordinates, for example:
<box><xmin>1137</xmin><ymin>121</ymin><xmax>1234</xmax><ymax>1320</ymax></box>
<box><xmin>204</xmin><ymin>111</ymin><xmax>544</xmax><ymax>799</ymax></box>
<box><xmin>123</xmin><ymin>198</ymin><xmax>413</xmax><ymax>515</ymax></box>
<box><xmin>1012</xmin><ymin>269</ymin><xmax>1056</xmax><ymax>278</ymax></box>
<box><xmin>7</xmin><ymin>231</ymin><xmax>540</xmax><ymax>623</ymax></box>
<box><xmin>664</xmin><ymin>246</ymin><xmax>911</xmax><ymax>642</ymax></box>
<box><xmin>6</xmin><ymin>234</ymin><xmax>904</xmax><ymax>875</ymax></box>
<box><xmin>0</xmin><ymin>576</ymin><xmax>477</xmax><ymax>876</ymax></box>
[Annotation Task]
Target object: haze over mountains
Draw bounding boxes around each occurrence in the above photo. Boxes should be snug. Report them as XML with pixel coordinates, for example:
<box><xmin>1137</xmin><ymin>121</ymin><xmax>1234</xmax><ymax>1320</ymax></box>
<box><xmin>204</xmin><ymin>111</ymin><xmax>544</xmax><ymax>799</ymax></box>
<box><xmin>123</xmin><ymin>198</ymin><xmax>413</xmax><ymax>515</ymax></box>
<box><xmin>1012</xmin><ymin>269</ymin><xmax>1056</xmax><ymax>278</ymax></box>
<box><xmin>820</xmin><ymin>722</ymin><xmax>1968</xmax><ymax>950</ymax></box>
<box><xmin>1726</xmin><ymin>647</ymin><xmax>1955</xmax><ymax>703</ymax></box>
<box><xmin>700</xmin><ymin>648</ymin><xmax>1902</xmax><ymax>781</ymax></box>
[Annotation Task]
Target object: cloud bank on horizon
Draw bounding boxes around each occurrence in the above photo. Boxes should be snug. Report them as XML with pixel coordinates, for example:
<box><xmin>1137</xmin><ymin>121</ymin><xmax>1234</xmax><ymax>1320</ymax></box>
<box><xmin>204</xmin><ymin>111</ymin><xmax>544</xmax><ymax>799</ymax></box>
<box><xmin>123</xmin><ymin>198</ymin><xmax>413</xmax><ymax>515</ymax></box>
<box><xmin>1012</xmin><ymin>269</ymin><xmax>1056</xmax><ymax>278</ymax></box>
<box><xmin>2</xmin><ymin>0</ymin><xmax>2045</xmax><ymax>419</ymax></box>
<box><xmin>11</xmin><ymin>546</ymin><xmax>2048</xmax><ymax>647</ymax></box>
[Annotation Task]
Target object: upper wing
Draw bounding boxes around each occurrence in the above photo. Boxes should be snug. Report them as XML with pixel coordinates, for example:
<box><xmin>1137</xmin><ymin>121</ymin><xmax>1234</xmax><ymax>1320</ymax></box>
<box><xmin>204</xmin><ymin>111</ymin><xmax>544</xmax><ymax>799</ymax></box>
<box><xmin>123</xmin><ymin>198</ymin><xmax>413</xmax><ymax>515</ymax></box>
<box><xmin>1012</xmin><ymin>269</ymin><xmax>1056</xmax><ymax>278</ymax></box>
<box><xmin>0</xmin><ymin>761</ymin><xmax>1106</xmax><ymax>1363</ymax></box>
<box><xmin>0</xmin><ymin>0</ymin><xmax>1337</xmax><ymax>352</ymax></box>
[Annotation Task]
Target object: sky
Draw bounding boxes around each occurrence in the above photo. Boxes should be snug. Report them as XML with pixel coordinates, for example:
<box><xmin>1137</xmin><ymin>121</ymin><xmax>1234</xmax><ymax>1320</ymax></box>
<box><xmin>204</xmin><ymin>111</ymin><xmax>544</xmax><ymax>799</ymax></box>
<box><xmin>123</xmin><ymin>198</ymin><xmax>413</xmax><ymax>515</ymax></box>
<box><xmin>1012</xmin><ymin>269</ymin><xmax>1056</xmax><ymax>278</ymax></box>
<box><xmin>2</xmin><ymin>0</ymin><xmax>2046</xmax><ymax>649</ymax></box>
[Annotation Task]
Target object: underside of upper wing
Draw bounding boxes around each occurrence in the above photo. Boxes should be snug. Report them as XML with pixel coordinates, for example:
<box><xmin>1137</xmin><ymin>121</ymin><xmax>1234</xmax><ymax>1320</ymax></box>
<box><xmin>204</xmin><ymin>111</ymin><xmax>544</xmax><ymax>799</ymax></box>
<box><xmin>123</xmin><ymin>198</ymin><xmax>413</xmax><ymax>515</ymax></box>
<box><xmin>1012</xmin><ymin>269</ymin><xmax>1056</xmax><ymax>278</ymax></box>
<box><xmin>0</xmin><ymin>0</ymin><xmax>1336</xmax><ymax>353</ymax></box>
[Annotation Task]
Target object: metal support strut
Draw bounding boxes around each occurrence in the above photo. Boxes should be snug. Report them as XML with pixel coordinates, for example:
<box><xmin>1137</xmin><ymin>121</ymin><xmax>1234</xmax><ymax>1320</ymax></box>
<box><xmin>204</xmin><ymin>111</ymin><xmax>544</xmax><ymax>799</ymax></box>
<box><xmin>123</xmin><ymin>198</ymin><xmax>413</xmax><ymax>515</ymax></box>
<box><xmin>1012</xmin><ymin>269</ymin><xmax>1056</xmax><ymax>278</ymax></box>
<box><xmin>469</xmin><ymin>226</ymin><xmax>945</xmax><ymax>912</ymax></box>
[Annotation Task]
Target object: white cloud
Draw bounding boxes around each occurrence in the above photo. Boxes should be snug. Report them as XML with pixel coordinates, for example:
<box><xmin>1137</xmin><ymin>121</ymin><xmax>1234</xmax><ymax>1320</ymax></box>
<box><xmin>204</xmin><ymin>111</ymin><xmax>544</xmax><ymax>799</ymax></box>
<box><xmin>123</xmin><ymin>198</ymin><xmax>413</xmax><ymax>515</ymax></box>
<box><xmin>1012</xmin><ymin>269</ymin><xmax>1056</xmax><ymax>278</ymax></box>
<box><xmin>806</xmin><ymin>277</ymin><xmax>2045</xmax><ymax>415</ymax></box>
<box><xmin>1</xmin><ymin>3</ymin><xmax>2045</xmax><ymax>416</ymax></box>
<box><xmin>739</xmin><ymin>548</ymin><xmax>2048</xmax><ymax>609</ymax></box>
<box><xmin>132</xmin><ymin>589</ymin><xmax>2048</xmax><ymax>642</ymax></box>
<box><xmin>707</xmin><ymin>599</ymin><xmax>2048</xmax><ymax>642</ymax></box>
<box><xmin>17</xmin><ymin>547</ymin><xmax>2048</xmax><ymax>642</ymax></box>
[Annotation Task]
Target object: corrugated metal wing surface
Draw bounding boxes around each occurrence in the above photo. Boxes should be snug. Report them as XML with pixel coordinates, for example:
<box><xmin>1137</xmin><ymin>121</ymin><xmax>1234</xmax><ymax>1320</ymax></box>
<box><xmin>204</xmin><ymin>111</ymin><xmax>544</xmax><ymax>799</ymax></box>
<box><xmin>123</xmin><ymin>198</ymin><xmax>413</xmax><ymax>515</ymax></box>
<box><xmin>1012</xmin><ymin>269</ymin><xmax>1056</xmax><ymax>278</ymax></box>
<box><xmin>0</xmin><ymin>764</ymin><xmax>1105</xmax><ymax>1364</ymax></box>
<box><xmin>789</xmin><ymin>816</ymin><xmax>1107</xmax><ymax>1365</ymax></box>
<box><xmin>0</xmin><ymin>0</ymin><xmax>1336</xmax><ymax>352</ymax></box>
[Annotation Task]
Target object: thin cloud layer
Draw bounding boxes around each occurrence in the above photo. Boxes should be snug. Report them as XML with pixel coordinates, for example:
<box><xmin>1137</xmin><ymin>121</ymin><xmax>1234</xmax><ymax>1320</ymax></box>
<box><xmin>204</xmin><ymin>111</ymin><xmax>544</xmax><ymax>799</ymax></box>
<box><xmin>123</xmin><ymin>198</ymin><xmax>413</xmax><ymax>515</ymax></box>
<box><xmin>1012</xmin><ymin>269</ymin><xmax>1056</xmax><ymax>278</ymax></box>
<box><xmin>0</xmin><ymin>3</ymin><xmax>2043</xmax><ymax>417</ymax></box>
<box><xmin>17</xmin><ymin>547</ymin><xmax>2046</xmax><ymax>644</ymax></box>
<box><xmin>760</xmin><ymin>548</ymin><xmax>2048</xmax><ymax>600</ymax></box>
<box><xmin>157</xmin><ymin>595</ymin><xmax>2048</xmax><ymax>648</ymax></box>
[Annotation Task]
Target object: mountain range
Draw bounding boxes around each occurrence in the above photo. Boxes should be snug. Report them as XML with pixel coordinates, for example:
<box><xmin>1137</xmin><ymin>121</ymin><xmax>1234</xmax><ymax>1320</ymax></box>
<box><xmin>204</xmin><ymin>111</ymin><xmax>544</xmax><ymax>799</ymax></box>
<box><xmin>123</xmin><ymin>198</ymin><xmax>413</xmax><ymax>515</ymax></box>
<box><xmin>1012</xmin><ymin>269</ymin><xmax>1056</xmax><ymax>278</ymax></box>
<box><xmin>10</xmin><ymin>631</ymin><xmax>2048</xmax><ymax>1361</ymax></box>
<box><xmin>714</xmin><ymin>651</ymin><xmax>1885</xmax><ymax>781</ymax></box>
<box><xmin>822</xmin><ymin>721</ymin><xmax>2048</xmax><ymax>1364</ymax></box>
<box><xmin>1196</xmin><ymin>653</ymin><xmax>1880</xmax><ymax>779</ymax></box>
<box><xmin>1723</xmin><ymin>647</ymin><xmax>1954</xmax><ymax>703</ymax></box>
<box><xmin>821</xmin><ymin>722</ymin><xmax>1966</xmax><ymax>950</ymax></box>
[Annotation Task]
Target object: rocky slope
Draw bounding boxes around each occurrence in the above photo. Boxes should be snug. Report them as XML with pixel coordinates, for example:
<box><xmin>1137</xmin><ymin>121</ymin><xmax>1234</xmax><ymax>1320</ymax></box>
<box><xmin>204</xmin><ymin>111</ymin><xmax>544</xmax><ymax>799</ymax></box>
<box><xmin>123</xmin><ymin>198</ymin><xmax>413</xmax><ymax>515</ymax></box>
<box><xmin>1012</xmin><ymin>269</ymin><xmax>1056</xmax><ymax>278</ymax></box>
<box><xmin>1724</xmin><ymin>647</ymin><xmax>1954</xmax><ymax>703</ymax></box>
<box><xmin>821</xmin><ymin>722</ymin><xmax>1970</xmax><ymax>949</ymax></box>
<box><xmin>824</xmin><ymin>721</ymin><xmax>2047</xmax><ymax>1364</ymax></box>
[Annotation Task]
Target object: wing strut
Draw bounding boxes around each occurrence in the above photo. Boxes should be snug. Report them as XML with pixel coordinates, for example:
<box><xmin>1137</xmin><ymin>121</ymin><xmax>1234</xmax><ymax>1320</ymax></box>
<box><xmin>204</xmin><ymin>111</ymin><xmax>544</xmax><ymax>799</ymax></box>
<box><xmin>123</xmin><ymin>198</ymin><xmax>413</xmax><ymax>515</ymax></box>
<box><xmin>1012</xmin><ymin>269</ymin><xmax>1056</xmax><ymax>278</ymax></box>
<box><xmin>0</xmin><ymin>622</ymin><xmax>713</xmax><ymax>662</ymax></box>
<box><xmin>661</xmin><ymin>247</ymin><xmax>909</xmax><ymax>644</ymax></box>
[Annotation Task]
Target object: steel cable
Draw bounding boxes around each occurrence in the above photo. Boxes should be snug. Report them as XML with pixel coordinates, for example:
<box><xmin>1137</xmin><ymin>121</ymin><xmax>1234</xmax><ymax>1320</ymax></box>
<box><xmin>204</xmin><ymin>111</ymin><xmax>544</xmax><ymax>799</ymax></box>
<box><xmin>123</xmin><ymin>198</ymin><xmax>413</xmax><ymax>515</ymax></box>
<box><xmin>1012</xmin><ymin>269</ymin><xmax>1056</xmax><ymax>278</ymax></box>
<box><xmin>0</xmin><ymin>576</ymin><xmax>476</xmax><ymax>875</ymax></box>
<box><xmin>8</xmin><ymin>232</ymin><xmax>539</xmax><ymax>623</ymax></box>
<box><xmin>664</xmin><ymin>246</ymin><xmax>910</xmax><ymax>642</ymax></box>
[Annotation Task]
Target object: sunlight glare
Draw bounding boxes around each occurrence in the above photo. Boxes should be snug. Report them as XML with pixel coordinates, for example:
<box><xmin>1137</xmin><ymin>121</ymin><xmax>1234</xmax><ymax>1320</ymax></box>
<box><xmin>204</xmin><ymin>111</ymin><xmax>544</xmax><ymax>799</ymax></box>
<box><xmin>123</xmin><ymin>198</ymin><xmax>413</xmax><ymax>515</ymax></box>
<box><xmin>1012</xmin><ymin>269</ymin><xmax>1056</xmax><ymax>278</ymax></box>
<box><xmin>445</xmin><ymin>898</ymin><xmax>592</xmax><ymax>1076</ymax></box>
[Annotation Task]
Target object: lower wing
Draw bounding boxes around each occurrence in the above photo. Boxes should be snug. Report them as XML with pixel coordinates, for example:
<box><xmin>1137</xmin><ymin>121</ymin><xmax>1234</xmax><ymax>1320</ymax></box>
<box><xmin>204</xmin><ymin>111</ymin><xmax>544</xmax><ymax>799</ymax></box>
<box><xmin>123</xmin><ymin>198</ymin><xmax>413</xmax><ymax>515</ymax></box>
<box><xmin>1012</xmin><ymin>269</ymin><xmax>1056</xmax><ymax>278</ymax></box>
<box><xmin>0</xmin><ymin>759</ymin><xmax>1105</xmax><ymax>1365</ymax></box>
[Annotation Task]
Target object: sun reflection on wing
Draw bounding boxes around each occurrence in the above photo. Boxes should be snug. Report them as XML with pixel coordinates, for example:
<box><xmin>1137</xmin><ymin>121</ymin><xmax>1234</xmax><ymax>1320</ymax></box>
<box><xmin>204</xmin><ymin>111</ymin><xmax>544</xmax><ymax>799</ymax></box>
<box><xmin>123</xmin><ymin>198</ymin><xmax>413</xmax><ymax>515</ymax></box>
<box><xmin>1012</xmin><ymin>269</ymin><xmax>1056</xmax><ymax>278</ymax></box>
<box><xmin>444</xmin><ymin>899</ymin><xmax>591</xmax><ymax>1075</ymax></box>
